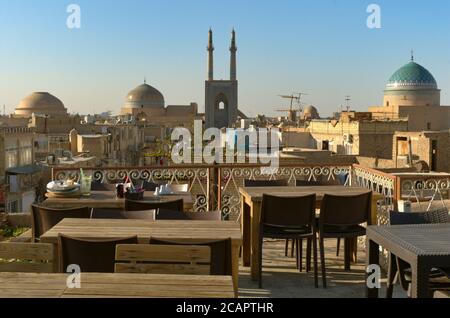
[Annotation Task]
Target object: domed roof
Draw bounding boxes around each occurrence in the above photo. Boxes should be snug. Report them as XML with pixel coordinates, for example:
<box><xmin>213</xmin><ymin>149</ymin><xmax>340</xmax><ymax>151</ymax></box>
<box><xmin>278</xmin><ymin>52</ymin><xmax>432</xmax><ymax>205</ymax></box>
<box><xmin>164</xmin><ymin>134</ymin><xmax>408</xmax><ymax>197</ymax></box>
<box><xmin>303</xmin><ymin>105</ymin><xmax>318</xmax><ymax>113</ymax></box>
<box><xmin>14</xmin><ymin>92</ymin><xmax>67</xmax><ymax>117</ymax></box>
<box><xmin>124</xmin><ymin>83</ymin><xmax>165</xmax><ymax>109</ymax></box>
<box><xmin>386</xmin><ymin>61</ymin><xmax>437</xmax><ymax>90</ymax></box>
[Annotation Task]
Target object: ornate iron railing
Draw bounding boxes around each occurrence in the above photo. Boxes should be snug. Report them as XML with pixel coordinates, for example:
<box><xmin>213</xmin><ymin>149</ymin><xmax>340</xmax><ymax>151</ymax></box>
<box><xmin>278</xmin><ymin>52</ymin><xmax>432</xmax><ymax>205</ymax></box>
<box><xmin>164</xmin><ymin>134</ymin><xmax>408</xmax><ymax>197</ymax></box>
<box><xmin>218</xmin><ymin>164</ymin><xmax>351</xmax><ymax>220</ymax></box>
<box><xmin>395</xmin><ymin>173</ymin><xmax>450</xmax><ymax>211</ymax></box>
<box><xmin>53</xmin><ymin>165</ymin><xmax>210</xmax><ymax>212</ymax></box>
<box><xmin>351</xmin><ymin>165</ymin><xmax>397</xmax><ymax>226</ymax></box>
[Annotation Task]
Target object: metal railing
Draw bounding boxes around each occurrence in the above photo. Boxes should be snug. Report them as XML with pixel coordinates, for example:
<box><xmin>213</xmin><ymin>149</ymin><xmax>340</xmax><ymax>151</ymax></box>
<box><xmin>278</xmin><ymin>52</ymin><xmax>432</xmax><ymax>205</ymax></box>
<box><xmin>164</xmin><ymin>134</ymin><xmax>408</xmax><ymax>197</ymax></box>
<box><xmin>394</xmin><ymin>173</ymin><xmax>450</xmax><ymax>212</ymax></box>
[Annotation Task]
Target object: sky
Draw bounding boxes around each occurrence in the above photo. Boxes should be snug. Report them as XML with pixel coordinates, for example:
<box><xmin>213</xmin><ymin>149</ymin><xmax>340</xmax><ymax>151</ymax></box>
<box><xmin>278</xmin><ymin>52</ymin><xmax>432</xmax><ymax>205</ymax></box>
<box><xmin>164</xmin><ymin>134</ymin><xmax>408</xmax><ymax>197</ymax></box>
<box><xmin>1</xmin><ymin>0</ymin><xmax>450</xmax><ymax>117</ymax></box>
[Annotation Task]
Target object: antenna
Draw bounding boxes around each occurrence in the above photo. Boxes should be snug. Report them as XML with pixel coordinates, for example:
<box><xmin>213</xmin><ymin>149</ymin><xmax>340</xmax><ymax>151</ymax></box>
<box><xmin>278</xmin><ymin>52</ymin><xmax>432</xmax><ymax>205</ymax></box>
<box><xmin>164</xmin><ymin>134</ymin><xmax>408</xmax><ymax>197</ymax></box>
<box><xmin>345</xmin><ymin>95</ymin><xmax>351</xmax><ymax>112</ymax></box>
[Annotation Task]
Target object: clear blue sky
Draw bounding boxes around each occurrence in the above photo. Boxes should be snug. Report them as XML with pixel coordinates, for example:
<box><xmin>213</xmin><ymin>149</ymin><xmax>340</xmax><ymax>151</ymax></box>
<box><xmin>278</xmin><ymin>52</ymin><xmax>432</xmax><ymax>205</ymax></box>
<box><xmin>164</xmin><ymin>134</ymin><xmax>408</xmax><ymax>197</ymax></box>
<box><xmin>1</xmin><ymin>0</ymin><xmax>450</xmax><ymax>117</ymax></box>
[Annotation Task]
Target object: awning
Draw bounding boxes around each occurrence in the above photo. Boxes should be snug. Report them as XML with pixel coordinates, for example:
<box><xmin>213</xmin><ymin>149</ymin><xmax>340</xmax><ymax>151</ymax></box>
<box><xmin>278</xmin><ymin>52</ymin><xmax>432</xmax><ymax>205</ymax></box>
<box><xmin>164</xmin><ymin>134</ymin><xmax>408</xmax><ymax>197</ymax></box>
<box><xmin>6</xmin><ymin>164</ymin><xmax>43</xmax><ymax>175</ymax></box>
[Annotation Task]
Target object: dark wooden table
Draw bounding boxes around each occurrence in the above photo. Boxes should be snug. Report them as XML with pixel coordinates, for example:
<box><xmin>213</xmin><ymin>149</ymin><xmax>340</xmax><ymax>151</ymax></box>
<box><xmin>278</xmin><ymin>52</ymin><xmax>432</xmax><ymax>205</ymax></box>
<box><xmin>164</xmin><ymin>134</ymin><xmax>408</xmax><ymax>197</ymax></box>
<box><xmin>366</xmin><ymin>224</ymin><xmax>450</xmax><ymax>298</ymax></box>
<box><xmin>239</xmin><ymin>186</ymin><xmax>380</xmax><ymax>281</ymax></box>
<box><xmin>43</xmin><ymin>191</ymin><xmax>194</xmax><ymax>211</ymax></box>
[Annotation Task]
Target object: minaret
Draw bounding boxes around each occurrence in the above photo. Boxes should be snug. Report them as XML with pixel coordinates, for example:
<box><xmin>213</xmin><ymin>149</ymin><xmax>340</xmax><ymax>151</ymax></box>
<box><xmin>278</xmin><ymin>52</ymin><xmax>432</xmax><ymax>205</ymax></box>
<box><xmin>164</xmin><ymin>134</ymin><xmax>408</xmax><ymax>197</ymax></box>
<box><xmin>207</xmin><ymin>29</ymin><xmax>214</xmax><ymax>81</ymax></box>
<box><xmin>230</xmin><ymin>29</ymin><xmax>237</xmax><ymax>81</ymax></box>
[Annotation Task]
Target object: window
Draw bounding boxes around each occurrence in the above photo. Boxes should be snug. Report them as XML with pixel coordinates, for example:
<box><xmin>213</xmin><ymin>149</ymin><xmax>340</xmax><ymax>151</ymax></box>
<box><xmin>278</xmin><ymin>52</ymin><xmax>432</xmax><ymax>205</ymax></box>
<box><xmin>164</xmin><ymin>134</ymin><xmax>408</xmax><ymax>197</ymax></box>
<box><xmin>427</xmin><ymin>123</ymin><xmax>431</xmax><ymax>130</ymax></box>
<box><xmin>20</xmin><ymin>147</ymin><xmax>32</xmax><ymax>165</ymax></box>
<box><xmin>6</xmin><ymin>150</ymin><xmax>18</xmax><ymax>169</ymax></box>
<box><xmin>219</xmin><ymin>101</ymin><xmax>225</xmax><ymax>110</ymax></box>
<box><xmin>386</xmin><ymin>101</ymin><xmax>390</xmax><ymax>107</ymax></box>
<box><xmin>7</xmin><ymin>200</ymin><xmax>20</xmax><ymax>213</ymax></box>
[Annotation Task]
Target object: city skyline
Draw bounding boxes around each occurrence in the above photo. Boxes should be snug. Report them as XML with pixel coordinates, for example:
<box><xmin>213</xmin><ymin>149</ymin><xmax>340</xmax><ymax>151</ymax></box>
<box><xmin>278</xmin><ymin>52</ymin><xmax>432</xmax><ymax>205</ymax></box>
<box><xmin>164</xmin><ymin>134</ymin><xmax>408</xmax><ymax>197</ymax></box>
<box><xmin>1</xmin><ymin>0</ymin><xmax>450</xmax><ymax>117</ymax></box>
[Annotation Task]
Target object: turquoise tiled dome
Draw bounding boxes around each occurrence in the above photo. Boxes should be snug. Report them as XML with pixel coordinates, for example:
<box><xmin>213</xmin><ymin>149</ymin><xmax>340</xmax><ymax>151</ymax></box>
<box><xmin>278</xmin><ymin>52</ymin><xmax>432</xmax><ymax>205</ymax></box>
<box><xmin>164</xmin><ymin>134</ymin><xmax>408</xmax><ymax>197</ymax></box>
<box><xmin>386</xmin><ymin>61</ymin><xmax>437</xmax><ymax>89</ymax></box>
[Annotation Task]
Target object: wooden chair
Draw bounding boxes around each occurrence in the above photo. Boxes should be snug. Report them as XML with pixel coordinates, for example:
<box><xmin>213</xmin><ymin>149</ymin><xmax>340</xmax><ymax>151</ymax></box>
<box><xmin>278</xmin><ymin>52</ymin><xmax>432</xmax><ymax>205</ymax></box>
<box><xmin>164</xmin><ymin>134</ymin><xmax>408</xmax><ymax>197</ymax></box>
<box><xmin>115</xmin><ymin>244</ymin><xmax>211</xmax><ymax>275</ymax></box>
<box><xmin>244</xmin><ymin>179</ymin><xmax>288</xmax><ymax>187</ymax></box>
<box><xmin>170</xmin><ymin>184</ymin><xmax>189</xmax><ymax>193</ymax></box>
<box><xmin>125</xmin><ymin>199</ymin><xmax>184</xmax><ymax>212</ymax></box>
<box><xmin>58</xmin><ymin>234</ymin><xmax>138</xmax><ymax>273</ymax></box>
<box><xmin>318</xmin><ymin>192</ymin><xmax>372</xmax><ymax>288</ymax></box>
<box><xmin>0</xmin><ymin>242</ymin><xmax>55</xmax><ymax>273</ymax></box>
<box><xmin>90</xmin><ymin>182</ymin><xmax>117</xmax><ymax>191</ymax></box>
<box><xmin>259</xmin><ymin>194</ymin><xmax>319</xmax><ymax>288</ymax></box>
<box><xmin>185</xmin><ymin>211</ymin><xmax>222</xmax><ymax>221</ymax></box>
<box><xmin>31</xmin><ymin>205</ymin><xmax>91</xmax><ymax>242</ymax></box>
<box><xmin>150</xmin><ymin>238</ymin><xmax>232</xmax><ymax>276</ymax></box>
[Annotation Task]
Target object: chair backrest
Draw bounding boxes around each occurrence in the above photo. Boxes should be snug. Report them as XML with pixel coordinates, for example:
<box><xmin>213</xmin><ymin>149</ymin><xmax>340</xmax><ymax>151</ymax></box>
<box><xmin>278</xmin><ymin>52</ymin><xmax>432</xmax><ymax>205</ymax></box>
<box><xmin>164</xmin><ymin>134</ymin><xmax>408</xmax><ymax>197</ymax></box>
<box><xmin>125</xmin><ymin>199</ymin><xmax>184</xmax><ymax>212</ymax></box>
<box><xmin>296</xmin><ymin>180</ymin><xmax>329</xmax><ymax>187</ymax></box>
<box><xmin>319</xmin><ymin>192</ymin><xmax>372</xmax><ymax>228</ymax></box>
<box><xmin>121</xmin><ymin>210</ymin><xmax>156</xmax><ymax>220</ymax></box>
<box><xmin>185</xmin><ymin>211</ymin><xmax>222</xmax><ymax>221</ymax></box>
<box><xmin>149</xmin><ymin>238</ymin><xmax>232</xmax><ymax>276</ymax></box>
<box><xmin>155</xmin><ymin>209</ymin><xmax>190</xmax><ymax>220</ymax></box>
<box><xmin>90</xmin><ymin>182</ymin><xmax>117</xmax><ymax>192</ymax></box>
<box><xmin>91</xmin><ymin>208</ymin><xmax>125</xmax><ymax>219</ymax></box>
<box><xmin>170</xmin><ymin>184</ymin><xmax>189</xmax><ymax>193</ymax></box>
<box><xmin>142</xmin><ymin>181</ymin><xmax>160</xmax><ymax>191</ymax></box>
<box><xmin>0</xmin><ymin>242</ymin><xmax>55</xmax><ymax>273</ymax></box>
<box><xmin>389</xmin><ymin>208</ymin><xmax>450</xmax><ymax>225</ymax></box>
<box><xmin>244</xmin><ymin>179</ymin><xmax>288</xmax><ymax>187</ymax></box>
<box><xmin>261</xmin><ymin>194</ymin><xmax>316</xmax><ymax>230</ymax></box>
<box><xmin>58</xmin><ymin>234</ymin><xmax>138</xmax><ymax>273</ymax></box>
<box><xmin>115</xmin><ymin>244</ymin><xmax>211</xmax><ymax>275</ymax></box>
<box><xmin>31</xmin><ymin>205</ymin><xmax>91</xmax><ymax>241</ymax></box>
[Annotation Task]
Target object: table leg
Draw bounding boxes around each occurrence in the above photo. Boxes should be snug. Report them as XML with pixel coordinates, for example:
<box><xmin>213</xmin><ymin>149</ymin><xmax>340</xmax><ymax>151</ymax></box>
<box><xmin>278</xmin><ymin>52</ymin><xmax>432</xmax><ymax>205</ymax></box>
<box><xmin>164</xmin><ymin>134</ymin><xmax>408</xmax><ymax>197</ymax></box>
<box><xmin>231</xmin><ymin>244</ymin><xmax>240</xmax><ymax>297</ymax></box>
<box><xmin>366</xmin><ymin>238</ymin><xmax>379</xmax><ymax>298</ymax></box>
<box><xmin>410</xmin><ymin>260</ymin><xmax>430</xmax><ymax>298</ymax></box>
<box><xmin>250</xmin><ymin>201</ymin><xmax>262</xmax><ymax>281</ymax></box>
<box><xmin>344</xmin><ymin>238</ymin><xmax>351</xmax><ymax>271</ymax></box>
<box><xmin>370</xmin><ymin>197</ymin><xmax>379</xmax><ymax>226</ymax></box>
<box><xmin>241</xmin><ymin>197</ymin><xmax>251</xmax><ymax>267</ymax></box>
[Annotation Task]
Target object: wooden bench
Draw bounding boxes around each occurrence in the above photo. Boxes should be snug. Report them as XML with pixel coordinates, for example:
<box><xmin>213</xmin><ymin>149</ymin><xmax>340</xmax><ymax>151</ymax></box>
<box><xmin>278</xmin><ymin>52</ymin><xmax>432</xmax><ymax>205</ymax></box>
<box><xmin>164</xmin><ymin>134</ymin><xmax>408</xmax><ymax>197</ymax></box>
<box><xmin>115</xmin><ymin>244</ymin><xmax>211</xmax><ymax>275</ymax></box>
<box><xmin>9</xmin><ymin>229</ymin><xmax>33</xmax><ymax>243</ymax></box>
<box><xmin>0</xmin><ymin>242</ymin><xmax>55</xmax><ymax>273</ymax></box>
<box><xmin>434</xmin><ymin>290</ymin><xmax>450</xmax><ymax>298</ymax></box>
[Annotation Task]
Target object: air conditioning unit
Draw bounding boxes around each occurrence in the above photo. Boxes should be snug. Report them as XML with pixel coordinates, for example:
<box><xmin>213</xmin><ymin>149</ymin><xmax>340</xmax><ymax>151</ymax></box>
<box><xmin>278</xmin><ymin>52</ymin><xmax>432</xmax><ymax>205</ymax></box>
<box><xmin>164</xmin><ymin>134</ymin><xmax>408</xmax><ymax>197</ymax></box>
<box><xmin>343</xmin><ymin>134</ymin><xmax>354</xmax><ymax>143</ymax></box>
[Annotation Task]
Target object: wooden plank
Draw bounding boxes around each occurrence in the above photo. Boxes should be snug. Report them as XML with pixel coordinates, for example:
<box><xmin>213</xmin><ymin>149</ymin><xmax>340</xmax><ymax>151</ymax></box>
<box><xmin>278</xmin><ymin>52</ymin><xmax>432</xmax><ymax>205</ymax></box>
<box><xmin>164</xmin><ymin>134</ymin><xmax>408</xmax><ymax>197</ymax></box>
<box><xmin>0</xmin><ymin>243</ymin><xmax>54</xmax><ymax>261</ymax></box>
<box><xmin>0</xmin><ymin>272</ymin><xmax>235</xmax><ymax>298</ymax></box>
<box><xmin>0</xmin><ymin>262</ymin><xmax>54</xmax><ymax>273</ymax></box>
<box><xmin>116</xmin><ymin>244</ymin><xmax>211</xmax><ymax>263</ymax></box>
<box><xmin>63</xmin><ymin>288</ymin><xmax>233</xmax><ymax>298</ymax></box>
<box><xmin>40</xmin><ymin>219</ymin><xmax>242</xmax><ymax>244</ymax></box>
<box><xmin>115</xmin><ymin>263</ymin><xmax>210</xmax><ymax>275</ymax></box>
<box><xmin>0</xmin><ymin>289</ymin><xmax>63</xmax><ymax>298</ymax></box>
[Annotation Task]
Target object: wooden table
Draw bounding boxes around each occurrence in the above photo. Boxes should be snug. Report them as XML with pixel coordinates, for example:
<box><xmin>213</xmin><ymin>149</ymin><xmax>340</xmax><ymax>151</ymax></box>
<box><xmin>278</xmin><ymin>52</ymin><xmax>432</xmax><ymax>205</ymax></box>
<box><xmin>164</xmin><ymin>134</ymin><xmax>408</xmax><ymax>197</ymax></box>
<box><xmin>239</xmin><ymin>186</ymin><xmax>382</xmax><ymax>281</ymax></box>
<box><xmin>43</xmin><ymin>191</ymin><xmax>194</xmax><ymax>211</ymax></box>
<box><xmin>40</xmin><ymin>218</ymin><xmax>242</xmax><ymax>296</ymax></box>
<box><xmin>367</xmin><ymin>224</ymin><xmax>450</xmax><ymax>298</ymax></box>
<box><xmin>0</xmin><ymin>272</ymin><xmax>235</xmax><ymax>298</ymax></box>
